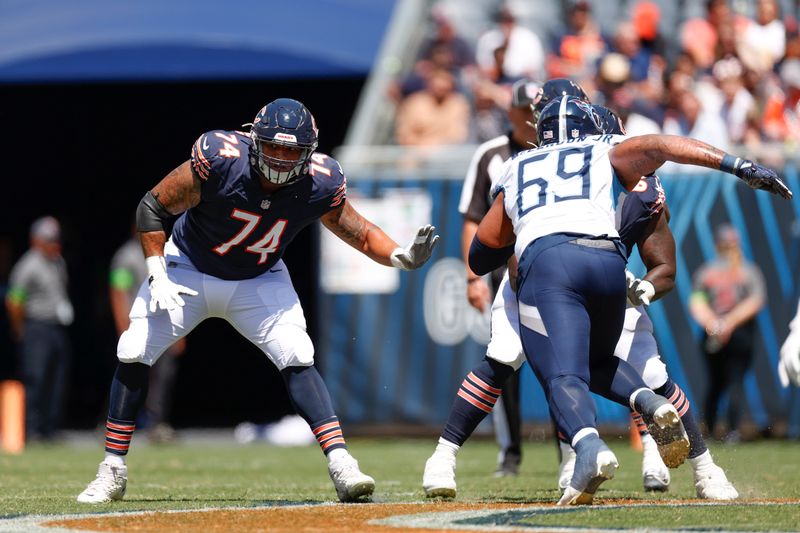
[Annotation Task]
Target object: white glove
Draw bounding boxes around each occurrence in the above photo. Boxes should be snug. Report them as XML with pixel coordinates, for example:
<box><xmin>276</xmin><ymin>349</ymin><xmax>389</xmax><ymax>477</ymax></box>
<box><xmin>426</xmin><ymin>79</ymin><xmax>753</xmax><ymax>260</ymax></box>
<box><xmin>625</xmin><ymin>269</ymin><xmax>636</xmax><ymax>289</ymax></box>
<box><xmin>146</xmin><ymin>256</ymin><xmax>198</xmax><ymax>312</ymax></box>
<box><xmin>778</xmin><ymin>332</ymin><xmax>800</xmax><ymax>387</ymax></box>
<box><xmin>389</xmin><ymin>224</ymin><xmax>440</xmax><ymax>270</ymax></box>
<box><xmin>627</xmin><ymin>276</ymin><xmax>655</xmax><ymax>306</ymax></box>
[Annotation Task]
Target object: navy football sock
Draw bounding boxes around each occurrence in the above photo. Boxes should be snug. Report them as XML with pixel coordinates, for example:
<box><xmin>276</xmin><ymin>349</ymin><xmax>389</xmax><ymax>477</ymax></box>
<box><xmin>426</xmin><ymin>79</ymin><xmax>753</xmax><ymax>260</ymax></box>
<box><xmin>441</xmin><ymin>358</ymin><xmax>514</xmax><ymax>446</ymax></box>
<box><xmin>106</xmin><ymin>362</ymin><xmax>149</xmax><ymax>456</ymax></box>
<box><xmin>281</xmin><ymin>365</ymin><xmax>346</xmax><ymax>455</ymax></box>
<box><xmin>654</xmin><ymin>378</ymin><xmax>707</xmax><ymax>458</ymax></box>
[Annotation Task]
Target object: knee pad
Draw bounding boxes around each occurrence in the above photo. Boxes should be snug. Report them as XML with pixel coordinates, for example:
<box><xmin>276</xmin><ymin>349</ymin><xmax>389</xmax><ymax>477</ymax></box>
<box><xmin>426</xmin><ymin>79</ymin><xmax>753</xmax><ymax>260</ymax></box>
<box><xmin>265</xmin><ymin>325</ymin><xmax>315</xmax><ymax>370</ymax></box>
<box><xmin>641</xmin><ymin>357</ymin><xmax>668</xmax><ymax>390</ymax></box>
<box><xmin>486</xmin><ymin>343</ymin><xmax>526</xmax><ymax>370</ymax></box>
<box><xmin>117</xmin><ymin>323</ymin><xmax>150</xmax><ymax>365</ymax></box>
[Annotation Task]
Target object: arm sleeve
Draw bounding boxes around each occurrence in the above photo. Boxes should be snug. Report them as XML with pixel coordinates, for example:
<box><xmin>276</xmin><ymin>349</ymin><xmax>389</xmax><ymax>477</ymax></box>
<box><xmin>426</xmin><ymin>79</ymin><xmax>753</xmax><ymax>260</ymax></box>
<box><xmin>7</xmin><ymin>260</ymin><xmax>33</xmax><ymax>304</ymax></box>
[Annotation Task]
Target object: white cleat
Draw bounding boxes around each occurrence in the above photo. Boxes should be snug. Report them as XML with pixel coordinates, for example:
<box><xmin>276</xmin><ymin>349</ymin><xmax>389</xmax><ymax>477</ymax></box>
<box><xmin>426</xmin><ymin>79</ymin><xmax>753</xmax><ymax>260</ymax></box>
<box><xmin>422</xmin><ymin>453</ymin><xmax>457</xmax><ymax>499</ymax></box>
<box><xmin>642</xmin><ymin>441</ymin><xmax>670</xmax><ymax>492</ymax></box>
<box><xmin>648</xmin><ymin>404</ymin><xmax>690</xmax><ymax>468</ymax></box>
<box><xmin>558</xmin><ymin>440</ymin><xmax>618</xmax><ymax>506</ymax></box>
<box><xmin>77</xmin><ymin>461</ymin><xmax>127</xmax><ymax>503</ymax></box>
<box><xmin>328</xmin><ymin>454</ymin><xmax>375</xmax><ymax>502</ymax></box>
<box><xmin>695</xmin><ymin>464</ymin><xmax>739</xmax><ymax>500</ymax></box>
<box><xmin>557</xmin><ymin>445</ymin><xmax>577</xmax><ymax>492</ymax></box>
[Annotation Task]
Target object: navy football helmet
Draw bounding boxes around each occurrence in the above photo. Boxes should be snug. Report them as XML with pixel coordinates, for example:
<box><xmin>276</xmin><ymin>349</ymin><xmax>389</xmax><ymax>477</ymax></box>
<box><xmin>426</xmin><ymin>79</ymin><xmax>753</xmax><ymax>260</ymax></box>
<box><xmin>537</xmin><ymin>95</ymin><xmax>603</xmax><ymax>146</ymax></box>
<box><xmin>532</xmin><ymin>78</ymin><xmax>590</xmax><ymax>122</ymax></box>
<box><xmin>249</xmin><ymin>98</ymin><xmax>319</xmax><ymax>185</ymax></box>
<box><xmin>593</xmin><ymin>105</ymin><xmax>626</xmax><ymax>135</ymax></box>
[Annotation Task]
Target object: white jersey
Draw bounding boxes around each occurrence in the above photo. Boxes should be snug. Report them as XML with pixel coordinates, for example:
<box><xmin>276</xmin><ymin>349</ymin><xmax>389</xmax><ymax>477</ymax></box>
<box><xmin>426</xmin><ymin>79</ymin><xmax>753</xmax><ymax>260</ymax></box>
<box><xmin>495</xmin><ymin>134</ymin><xmax>626</xmax><ymax>259</ymax></box>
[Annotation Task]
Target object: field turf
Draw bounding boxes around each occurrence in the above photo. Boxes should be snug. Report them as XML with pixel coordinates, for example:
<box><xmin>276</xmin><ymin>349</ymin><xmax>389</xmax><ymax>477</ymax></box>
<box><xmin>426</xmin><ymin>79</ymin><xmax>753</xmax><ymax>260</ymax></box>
<box><xmin>1</xmin><ymin>436</ymin><xmax>798</xmax><ymax>530</ymax></box>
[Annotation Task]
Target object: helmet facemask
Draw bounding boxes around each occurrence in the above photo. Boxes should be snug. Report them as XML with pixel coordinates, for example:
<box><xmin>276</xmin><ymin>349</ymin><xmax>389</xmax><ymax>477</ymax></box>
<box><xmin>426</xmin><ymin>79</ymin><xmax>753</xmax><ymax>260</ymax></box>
<box><xmin>251</xmin><ymin>133</ymin><xmax>315</xmax><ymax>185</ymax></box>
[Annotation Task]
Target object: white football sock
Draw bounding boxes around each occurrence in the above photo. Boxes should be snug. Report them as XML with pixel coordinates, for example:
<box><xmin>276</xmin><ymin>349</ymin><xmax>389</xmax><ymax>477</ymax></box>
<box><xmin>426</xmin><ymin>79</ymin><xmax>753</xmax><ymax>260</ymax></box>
<box><xmin>327</xmin><ymin>448</ymin><xmax>348</xmax><ymax>462</ymax></box>
<box><xmin>435</xmin><ymin>437</ymin><xmax>460</xmax><ymax>457</ymax></box>
<box><xmin>104</xmin><ymin>453</ymin><xmax>125</xmax><ymax>466</ymax></box>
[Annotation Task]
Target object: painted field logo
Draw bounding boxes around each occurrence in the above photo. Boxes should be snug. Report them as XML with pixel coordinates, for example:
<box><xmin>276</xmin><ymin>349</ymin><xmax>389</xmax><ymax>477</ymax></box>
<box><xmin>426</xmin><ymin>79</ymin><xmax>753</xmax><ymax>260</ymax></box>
<box><xmin>423</xmin><ymin>257</ymin><xmax>489</xmax><ymax>345</ymax></box>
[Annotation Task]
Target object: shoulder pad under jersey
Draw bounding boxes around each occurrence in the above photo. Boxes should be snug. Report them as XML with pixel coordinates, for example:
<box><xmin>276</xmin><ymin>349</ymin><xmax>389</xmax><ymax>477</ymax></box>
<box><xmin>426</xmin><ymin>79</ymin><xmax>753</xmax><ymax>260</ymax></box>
<box><xmin>306</xmin><ymin>152</ymin><xmax>347</xmax><ymax>208</ymax></box>
<box><xmin>190</xmin><ymin>130</ymin><xmax>249</xmax><ymax>181</ymax></box>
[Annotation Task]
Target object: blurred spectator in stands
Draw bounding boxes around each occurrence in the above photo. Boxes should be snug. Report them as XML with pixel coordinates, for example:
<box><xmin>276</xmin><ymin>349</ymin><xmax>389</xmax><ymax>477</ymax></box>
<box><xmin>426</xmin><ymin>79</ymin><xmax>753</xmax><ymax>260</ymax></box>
<box><xmin>596</xmin><ymin>53</ymin><xmax>632</xmax><ymax>106</ymax></box>
<box><xmin>662</xmin><ymin>77</ymin><xmax>730</xmax><ymax>169</ymax></box>
<box><xmin>610</xmin><ymin>22</ymin><xmax>651</xmax><ymax>82</ymax></box>
<box><xmin>594</xmin><ymin>53</ymin><xmax>661</xmax><ymax>136</ymax></box>
<box><xmin>689</xmin><ymin>224</ymin><xmax>766</xmax><ymax>443</ymax></box>
<box><xmin>606</xmin><ymin>20</ymin><xmax>665</xmax><ymax>105</ymax></box>
<box><xmin>110</xmin><ymin>228</ymin><xmax>186</xmax><ymax>443</ymax></box>
<box><xmin>395</xmin><ymin>68</ymin><xmax>470</xmax><ymax>146</ymax></box>
<box><xmin>738</xmin><ymin>0</ymin><xmax>785</xmax><ymax>75</ymax></box>
<box><xmin>472</xmin><ymin>78</ymin><xmax>510</xmax><ymax>143</ymax></box>
<box><xmin>713</xmin><ymin>18</ymin><xmax>740</xmax><ymax>66</ymax></box>
<box><xmin>420</xmin><ymin>9</ymin><xmax>475</xmax><ymax>72</ymax></box>
<box><xmin>5</xmin><ymin>217</ymin><xmax>72</xmax><ymax>442</ymax></box>
<box><xmin>681</xmin><ymin>0</ymin><xmax>733</xmax><ymax>70</ymax></box>
<box><xmin>710</xmin><ymin>57</ymin><xmax>760</xmax><ymax>146</ymax></box>
<box><xmin>476</xmin><ymin>5</ymin><xmax>545</xmax><ymax>81</ymax></box>
<box><xmin>548</xmin><ymin>0</ymin><xmax>607</xmax><ymax>81</ymax></box>
<box><xmin>390</xmin><ymin>10</ymin><xmax>475</xmax><ymax>104</ymax></box>
<box><xmin>762</xmin><ymin>58</ymin><xmax>800</xmax><ymax>144</ymax></box>
<box><xmin>486</xmin><ymin>41</ymin><xmax>524</xmax><ymax>87</ymax></box>
<box><xmin>391</xmin><ymin>42</ymin><xmax>463</xmax><ymax>103</ymax></box>
<box><xmin>632</xmin><ymin>1</ymin><xmax>666</xmax><ymax>56</ymax></box>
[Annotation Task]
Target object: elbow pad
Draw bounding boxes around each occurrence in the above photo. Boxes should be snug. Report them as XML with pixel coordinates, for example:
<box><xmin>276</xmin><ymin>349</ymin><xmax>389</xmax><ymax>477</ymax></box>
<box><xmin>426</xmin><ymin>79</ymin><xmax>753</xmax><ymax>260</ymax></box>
<box><xmin>136</xmin><ymin>191</ymin><xmax>173</xmax><ymax>232</ymax></box>
<box><xmin>468</xmin><ymin>235</ymin><xmax>514</xmax><ymax>276</ymax></box>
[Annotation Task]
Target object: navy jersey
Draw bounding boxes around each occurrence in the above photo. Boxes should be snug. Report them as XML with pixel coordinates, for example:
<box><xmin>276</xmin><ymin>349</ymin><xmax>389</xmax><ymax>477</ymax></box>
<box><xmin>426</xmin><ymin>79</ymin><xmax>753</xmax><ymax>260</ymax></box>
<box><xmin>616</xmin><ymin>174</ymin><xmax>666</xmax><ymax>258</ymax></box>
<box><xmin>171</xmin><ymin>130</ymin><xmax>346</xmax><ymax>280</ymax></box>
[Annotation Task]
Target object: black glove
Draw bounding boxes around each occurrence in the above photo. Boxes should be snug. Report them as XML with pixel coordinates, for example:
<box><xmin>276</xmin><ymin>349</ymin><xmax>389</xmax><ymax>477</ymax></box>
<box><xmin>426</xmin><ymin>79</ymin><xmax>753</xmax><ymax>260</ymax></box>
<box><xmin>734</xmin><ymin>160</ymin><xmax>793</xmax><ymax>199</ymax></box>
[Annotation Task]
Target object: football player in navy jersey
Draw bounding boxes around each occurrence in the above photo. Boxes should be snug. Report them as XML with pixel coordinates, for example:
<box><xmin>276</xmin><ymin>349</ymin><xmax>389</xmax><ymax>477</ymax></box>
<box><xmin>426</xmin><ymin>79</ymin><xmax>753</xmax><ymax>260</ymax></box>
<box><xmin>465</xmin><ymin>96</ymin><xmax>789</xmax><ymax>505</ymax></box>
<box><xmin>77</xmin><ymin>98</ymin><xmax>439</xmax><ymax>504</ymax></box>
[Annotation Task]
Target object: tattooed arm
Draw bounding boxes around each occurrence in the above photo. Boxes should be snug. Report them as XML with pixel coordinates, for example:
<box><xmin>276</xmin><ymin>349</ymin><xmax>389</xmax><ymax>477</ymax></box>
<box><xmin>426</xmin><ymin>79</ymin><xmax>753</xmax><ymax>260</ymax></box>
<box><xmin>139</xmin><ymin>161</ymin><xmax>202</xmax><ymax>258</ymax></box>
<box><xmin>609</xmin><ymin>134</ymin><xmax>792</xmax><ymax>199</ymax></box>
<box><xmin>609</xmin><ymin>135</ymin><xmax>724</xmax><ymax>190</ymax></box>
<box><xmin>320</xmin><ymin>200</ymin><xmax>401</xmax><ymax>267</ymax></box>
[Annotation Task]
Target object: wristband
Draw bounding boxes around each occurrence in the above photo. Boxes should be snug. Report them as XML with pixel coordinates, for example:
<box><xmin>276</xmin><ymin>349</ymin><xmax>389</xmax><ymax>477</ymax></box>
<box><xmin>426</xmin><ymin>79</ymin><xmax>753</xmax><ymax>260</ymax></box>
<box><xmin>145</xmin><ymin>256</ymin><xmax>167</xmax><ymax>285</ymax></box>
<box><xmin>720</xmin><ymin>154</ymin><xmax>743</xmax><ymax>176</ymax></box>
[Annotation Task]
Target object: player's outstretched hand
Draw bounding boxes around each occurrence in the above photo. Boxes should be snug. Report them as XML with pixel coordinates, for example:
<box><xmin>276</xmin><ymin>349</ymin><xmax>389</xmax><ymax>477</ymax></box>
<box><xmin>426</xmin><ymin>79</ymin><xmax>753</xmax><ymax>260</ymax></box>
<box><xmin>778</xmin><ymin>333</ymin><xmax>800</xmax><ymax>387</ymax></box>
<box><xmin>390</xmin><ymin>224</ymin><xmax>440</xmax><ymax>270</ymax></box>
<box><xmin>735</xmin><ymin>161</ymin><xmax>793</xmax><ymax>199</ymax></box>
<box><xmin>145</xmin><ymin>256</ymin><xmax>198</xmax><ymax>312</ymax></box>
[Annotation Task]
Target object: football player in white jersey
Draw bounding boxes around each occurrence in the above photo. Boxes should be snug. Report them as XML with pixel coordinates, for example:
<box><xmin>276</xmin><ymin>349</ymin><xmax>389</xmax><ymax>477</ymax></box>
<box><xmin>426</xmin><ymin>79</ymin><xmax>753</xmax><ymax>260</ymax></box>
<box><xmin>467</xmin><ymin>96</ymin><xmax>791</xmax><ymax>505</ymax></box>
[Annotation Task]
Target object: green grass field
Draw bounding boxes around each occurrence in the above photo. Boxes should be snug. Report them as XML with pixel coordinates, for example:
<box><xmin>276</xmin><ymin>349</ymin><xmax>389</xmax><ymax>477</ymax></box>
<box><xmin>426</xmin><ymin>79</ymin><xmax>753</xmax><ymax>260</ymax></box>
<box><xmin>1</xmin><ymin>436</ymin><xmax>799</xmax><ymax>530</ymax></box>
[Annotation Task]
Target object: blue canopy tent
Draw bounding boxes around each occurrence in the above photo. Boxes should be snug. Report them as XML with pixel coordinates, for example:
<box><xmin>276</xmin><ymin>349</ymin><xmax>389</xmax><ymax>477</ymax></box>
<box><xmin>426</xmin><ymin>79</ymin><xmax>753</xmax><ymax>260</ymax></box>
<box><xmin>0</xmin><ymin>0</ymin><xmax>395</xmax><ymax>82</ymax></box>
